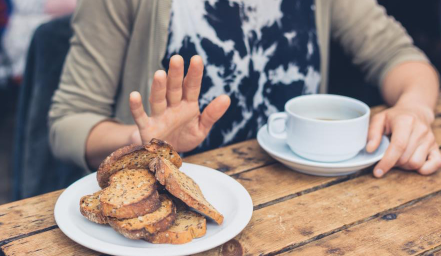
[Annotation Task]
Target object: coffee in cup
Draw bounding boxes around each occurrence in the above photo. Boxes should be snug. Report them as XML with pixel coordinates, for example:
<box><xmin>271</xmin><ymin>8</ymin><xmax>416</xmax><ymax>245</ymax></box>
<box><xmin>267</xmin><ymin>94</ymin><xmax>370</xmax><ymax>162</ymax></box>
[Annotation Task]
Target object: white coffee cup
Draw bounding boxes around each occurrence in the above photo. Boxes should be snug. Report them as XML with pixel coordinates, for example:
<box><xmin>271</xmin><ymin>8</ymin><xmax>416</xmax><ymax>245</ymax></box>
<box><xmin>268</xmin><ymin>94</ymin><xmax>370</xmax><ymax>162</ymax></box>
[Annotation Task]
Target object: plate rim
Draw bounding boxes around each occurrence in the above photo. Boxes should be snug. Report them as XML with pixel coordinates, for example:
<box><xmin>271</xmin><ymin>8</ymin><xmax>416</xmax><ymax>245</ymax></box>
<box><xmin>54</xmin><ymin>163</ymin><xmax>253</xmax><ymax>256</ymax></box>
<box><xmin>257</xmin><ymin>124</ymin><xmax>389</xmax><ymax>169</ymax></box>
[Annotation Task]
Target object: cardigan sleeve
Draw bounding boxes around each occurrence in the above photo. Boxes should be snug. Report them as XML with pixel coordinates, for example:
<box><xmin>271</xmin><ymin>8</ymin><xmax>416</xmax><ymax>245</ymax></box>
<box><xmin>330</xmin><ymin>0</ymin><xmax>430</xmax><ymax>87</ymax></box>
<box><xmin>48</xmin><ymin>0</ymin><xmax>138</xmax><ymax>171</ymax></box>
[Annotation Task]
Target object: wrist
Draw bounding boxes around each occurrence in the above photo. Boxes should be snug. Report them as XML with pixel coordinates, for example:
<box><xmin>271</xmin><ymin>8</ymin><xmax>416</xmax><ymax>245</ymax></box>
<box><xmin>127</xmin><ymin>125</ymin><xmax>141</xmax><ymax>145</ymax></box>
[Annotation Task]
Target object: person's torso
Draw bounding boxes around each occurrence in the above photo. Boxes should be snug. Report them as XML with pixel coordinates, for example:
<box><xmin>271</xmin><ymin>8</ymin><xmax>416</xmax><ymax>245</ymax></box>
<box><xmin>161</xmin><ymin>0</ymin><xmax>321</xmax><ymax>154</ymax></box>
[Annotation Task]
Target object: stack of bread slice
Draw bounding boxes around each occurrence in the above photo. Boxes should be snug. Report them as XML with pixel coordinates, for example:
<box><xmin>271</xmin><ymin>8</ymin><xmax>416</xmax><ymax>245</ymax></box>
<box><xmin>79</xmin><ymin>139</ymin><xmax>223</xmax><ymax>244</ymax></box>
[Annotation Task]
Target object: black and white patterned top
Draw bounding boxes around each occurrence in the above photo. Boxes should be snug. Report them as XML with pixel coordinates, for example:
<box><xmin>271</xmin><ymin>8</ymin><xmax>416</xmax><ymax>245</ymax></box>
<box><xmin>162</xmin><ymin>0</ymin><xmax>321</xmax><ymax>154</ymax></box>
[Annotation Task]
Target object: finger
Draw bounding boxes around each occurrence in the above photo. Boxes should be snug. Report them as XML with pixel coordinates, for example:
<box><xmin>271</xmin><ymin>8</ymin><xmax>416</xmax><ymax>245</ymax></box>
<box><xmin>366</xmin><ymin>113</ymin><xmax>386</xmax><ymax>153</ymax></box>
<box><xmin>166</xmin><ymin>55</ymin><xmax>184</xmax><ymax>107</ymax></box>
<box><xmin>373</xmin><ymin>116</ymin><xmax>414</xmax><ymax>178</ymax></box>
<box><xmin>129</xmin><ymin>91</ymin><xmax>149</xmax><ymax>130</ymax></box>
<box><xmin>397</xmin><ymin>123</ymin><xmax>429</xmax><ymax>165</ymax></box>
<box><xmin>199</xmin><ymin>95</ymin><xmax>231</xmax><ymax>135</ymax></box>
<box><xmin>401</xmin><ymin>138</ymin><xmax>432</xmax><ymax>170</ymax></box>
<box><xmin>418</xmin><ymin>146</ymin><xmax>441</xmax><ymax>175</ymax></box>
<box><xmin>183</xmin><ymin>55</ymin><xmax>204</xmax><ymax>102</ymax></box>
<box><xmin>149</xmin><ymin>70</ymin><xmax>167</xmax><ymax>116</ymax></box>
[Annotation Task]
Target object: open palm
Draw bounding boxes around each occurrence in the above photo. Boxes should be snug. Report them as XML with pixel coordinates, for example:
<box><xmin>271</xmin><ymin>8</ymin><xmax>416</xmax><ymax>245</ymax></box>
<box><xmin>129</xmin><ymin>55</ymin><xmax>230</xmax><ymax>152</ymax></box>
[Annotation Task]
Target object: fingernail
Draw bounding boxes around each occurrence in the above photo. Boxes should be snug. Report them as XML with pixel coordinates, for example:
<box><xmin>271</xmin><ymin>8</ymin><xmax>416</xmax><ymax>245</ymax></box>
<box><xmin>374</xmin><ymin>169</ymin><xmax>384</xmax><ymax>177</ymax></box>
<box><xmin>366</xmin><ymin>140</ymin><xmax>374</xmax><ymax>149</ymax></box>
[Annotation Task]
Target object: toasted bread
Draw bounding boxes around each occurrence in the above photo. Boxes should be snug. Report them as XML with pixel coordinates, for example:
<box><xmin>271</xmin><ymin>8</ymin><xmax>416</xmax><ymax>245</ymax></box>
<box><xmin>108</xmin><ymin>195</ymin><xmax>177</xmax><ymax>240</ymax></box>
<box><xmin>100</xmin><ymin>169</ymin><xmax>160</xmax><ymax>219</ymax></box>
<box><xmin>97</xmin><ymin>139</ymin><xmax>182</xmax><ymax>188</ymax></box>
<box><xmin>79</xmin><ymin>191</ymin><xmax>108</xmax><ymax>224</ymax></box>
<box><xmin>149</xmin><ymin>157</ymin><xmax>224</xmax><ymax>225</ymax></box>
<box><xmin>145</xmin><ymin>210</ymin><xmax>206</xmax><ymax>244</ymax></box>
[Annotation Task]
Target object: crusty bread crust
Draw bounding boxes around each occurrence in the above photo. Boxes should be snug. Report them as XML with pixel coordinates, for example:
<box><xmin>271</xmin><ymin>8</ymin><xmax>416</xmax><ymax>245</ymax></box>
<box><xmin>108</xmin><ymin>195</ymin><xmax>177</xmax><ymax>240</ymax></box>
<box><xmin>149</xmin><ymin>157</ymin><xmax>224</xmax><ymax>225</ymax></box>
<box><xmin>144</xmin><ymin>210</ymin><xmax>206</xmax><ymax>244</ymax></box>
<box><xmin>97</xmin><ymin>139</ymin><xmax>182</xmax><ymax>188</ymax></box>
<box><xmin>100</xmin><ymin>169</ymin><xmax>161</xmax><ymax>219</ymax></box>
<box><xmin>101</xmin><ymin>191</ymin><xmax>160</xmax><ymax>219</ymax></box>
<box><xmin>97</xmin><ymin>144</ymin><xmax>145</xmax><ymax>188</ymax></box>
<box><xmin>79</xmin><ymin>192</ymin><xmax>108</xmax><ymax>224</ymax></box>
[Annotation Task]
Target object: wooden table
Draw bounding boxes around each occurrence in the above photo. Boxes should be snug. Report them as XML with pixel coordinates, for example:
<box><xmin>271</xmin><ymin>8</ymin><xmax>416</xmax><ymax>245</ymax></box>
<box><xmin>3</xmin><ymin>104</ymin><xmax>441</xmax><ymax>256</ymax></box>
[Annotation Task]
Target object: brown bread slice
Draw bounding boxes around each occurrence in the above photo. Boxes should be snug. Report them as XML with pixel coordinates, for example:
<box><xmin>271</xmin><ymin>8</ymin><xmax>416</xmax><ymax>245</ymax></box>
<box><xmin>149</xmin><ymin>157</ymin><xmax>224</xmax><ymax>225</ymax></box>
<box><xmin>108</xmin><ymin>195</ymin><xmax>177</xmax><ymax>240</ymax></box>
<box><xmin>79</xmin><ymin>191</ymin><xmax>108</xmax><ymax>224</ymax></box>
<box><xmin>97</xmin><ymin>138</ymin><xmax>182</xmax><ymax>188</ymax></box>
<box><xmin>100</xmin><ymin>169</ymin><xmax>160</xmax><ymax>219</ymax></box>
<box><xmin>144</xmin><ymin>210</ymin><xmax>206</xmax><ymax>244</ymax></box>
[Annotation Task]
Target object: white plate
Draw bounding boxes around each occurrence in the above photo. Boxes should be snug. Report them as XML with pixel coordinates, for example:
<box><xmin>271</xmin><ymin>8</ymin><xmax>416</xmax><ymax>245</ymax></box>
<box><xmin>257</xmin><ymin>125</ymin><xmax>389</xmax><ymax>176</ymax></box>
<box><xmin>54</xmin><ymin>163</ymin><xmax>253</xmax><ymax>256</ymax></box>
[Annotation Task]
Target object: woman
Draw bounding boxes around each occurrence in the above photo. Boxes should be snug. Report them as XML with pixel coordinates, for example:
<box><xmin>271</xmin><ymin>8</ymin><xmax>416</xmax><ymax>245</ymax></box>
<box><xmin>49</xmin><ymin>0</ymin><xmax>441</xmax><ymax>178</ymax></box>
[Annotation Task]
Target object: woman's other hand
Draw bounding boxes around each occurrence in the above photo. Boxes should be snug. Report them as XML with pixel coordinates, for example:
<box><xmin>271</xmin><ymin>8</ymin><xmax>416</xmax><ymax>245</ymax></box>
<box><xmin>367</xmin><ymin>104</ymin><xmax>441</xmax><ymax>177</ymax></box>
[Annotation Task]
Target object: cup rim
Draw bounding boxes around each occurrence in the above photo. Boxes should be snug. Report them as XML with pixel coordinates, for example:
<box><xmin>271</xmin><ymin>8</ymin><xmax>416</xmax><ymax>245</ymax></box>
<box><xmin>284</xmin><ymin>94</ymin><xmax>370</xmax><ymax>124</ymax></box>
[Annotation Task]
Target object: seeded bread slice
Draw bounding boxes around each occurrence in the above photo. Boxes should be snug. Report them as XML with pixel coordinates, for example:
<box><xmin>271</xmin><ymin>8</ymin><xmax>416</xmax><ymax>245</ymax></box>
<box><xmin>149</xmin><ymin>157</ymin><xmax>224</xmax><ymax>225</ymax></box>
<box><xmin>100</xmin><ymin>169</ymin><xmax>160</xmax><ymax>219</ymax></box>
<box><xmin>97</xmin><ymin>138</ymin><xmax>182</xmax><ymax>188</ymax></box>
<box><xmin>108</xmin><ymin>195</ymin><xmax>177</xmax><ymax>240</ymax></box>
<box><xmin>144</xmin><ymin>210</ymin><xmax>206</xmax><ymax>244</ymax></box>
<box><xmin>79</xmin><ymin>191</ymin><xmax>108</xmax><ymax>224</ymax></box>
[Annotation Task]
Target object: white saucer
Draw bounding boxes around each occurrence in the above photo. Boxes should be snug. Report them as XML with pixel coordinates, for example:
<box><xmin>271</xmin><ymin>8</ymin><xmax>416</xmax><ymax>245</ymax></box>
<box><xmin>257</xmin><ymin>125</ymin><xmax>389</xmax><ymax>176</ymax></box>
<box><xmin>54</xmin><ymin>163</ymin><xmax>253</xmax><ymax>256</ymax></box>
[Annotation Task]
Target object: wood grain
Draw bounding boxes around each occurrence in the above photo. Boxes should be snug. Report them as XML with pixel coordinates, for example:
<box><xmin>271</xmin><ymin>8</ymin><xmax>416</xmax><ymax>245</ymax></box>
<box><xmin>1</xmin><ymin>229</ymin><xmax>99</xmax><ymax>256</ymax></box>
<box><xmin>184</xmin><ymin>139</ymin><xmax>274</xmax><ymax>175</ymax></box>
<box><xmin>234</xmin><ymin>163</ymin><xmax>347</xmax><ymax>207</ymax></box>
<box><xmin>284</xmin><ymin>193</ymin><xmax>441</xmax><ymax>256</ymax></box>
<box><xmin>0</xmin><ymin>164</ymin><xmax>339</xmax><ymax>250</ymax></box>
<box><xmin>435</xmin><ymin>100</ymin><xmax>441</xmax><ymax>116</ymax></box>
<box><xmin>0</xmin><ymin>191</ymin><xmax>61</xmax><ymax>242</ymax></box>
<box><xmin>197</xmin><ymin>170</ymin><xmax>441</xmax><ymax>256</ymax></box>
<box><xmin>432</xmin><ymin>118</ymin><xmax>441</xmax><ymax>146</ymax></box>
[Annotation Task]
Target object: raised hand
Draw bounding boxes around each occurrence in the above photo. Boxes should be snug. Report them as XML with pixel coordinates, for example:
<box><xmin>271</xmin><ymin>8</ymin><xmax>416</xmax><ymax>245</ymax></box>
<box><xmin>128</xmin><ymin>55</ymin><xmax>231</xmax><ymax>152</ymax></box>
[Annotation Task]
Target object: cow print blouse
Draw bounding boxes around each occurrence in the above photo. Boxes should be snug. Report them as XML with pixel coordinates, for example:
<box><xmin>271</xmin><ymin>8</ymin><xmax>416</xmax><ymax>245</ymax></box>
<box><xmin>162</xmin><ymin>0</ymin><xmax>321</xmax><ymax>154</ymax></box>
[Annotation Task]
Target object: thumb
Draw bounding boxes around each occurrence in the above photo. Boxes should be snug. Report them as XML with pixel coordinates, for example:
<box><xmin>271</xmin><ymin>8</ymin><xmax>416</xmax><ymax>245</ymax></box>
<box><xmin>199</xmin><ymin>94</ymin><xmax>231</xmax><ymax>135</ymax></box>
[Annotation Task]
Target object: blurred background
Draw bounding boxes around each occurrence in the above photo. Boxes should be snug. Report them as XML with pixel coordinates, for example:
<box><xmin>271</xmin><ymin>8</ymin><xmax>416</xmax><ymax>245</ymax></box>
<box><xmin>0</xmin><ymin>0</ymin><xmax>440</xmax><ymax>204</ymax></box>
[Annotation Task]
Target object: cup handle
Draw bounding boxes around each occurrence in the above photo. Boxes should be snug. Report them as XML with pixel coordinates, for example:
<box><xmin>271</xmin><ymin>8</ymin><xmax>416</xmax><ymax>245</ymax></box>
<box><xmin>267</xmin><ymin>112</ymin><xmax>288</xmax><ymax>140</ymax></box>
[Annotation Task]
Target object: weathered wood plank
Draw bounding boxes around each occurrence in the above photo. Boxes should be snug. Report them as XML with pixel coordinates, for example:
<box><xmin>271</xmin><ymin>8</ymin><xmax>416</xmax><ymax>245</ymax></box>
<box><xmin>0</xmin><ymin>165</ymin><xmax>345</xmax><ymax>249</ymax></box>
<box><xmin>0</xmin><ymin>164</ymin><xmax>347</xmax><ymax>254</ymax></box>
<box><xmin>0</xmin><ymin>191</ymin><xmax>61</xmax><ymax>242</ymax></box>
<box><xmin>184</xmin><ymin>139</ymin><xmax>275</xmax><ymax>175</ymax></box>
<box><xmin>432</xmin><ymin>118</ymin><xmax>441</xmax><ymax>146</ymax></box>
<box><xmin>435</xmin><ymin>99</ymin><xmax>441</xmax><ymax>116</ymax></box>
<box><xmin>1</xmin><ymin>229</ymin><xmax>99</xmax><ymax>256</ymax></box>
<box><xmin>0</xmin><ymin>165</ymin><xmax>355</xmax><ymax>255</ymax></box>
<box><xmin>234</xmin><ymin>163</ymin><xmax>344</xmax><ymax>207</ymax></box>
<box><xmin>196</xmin><ymin>169</ymin><xmax>441</xmax><ymax>256</ymax></box>
<box><xmin>283</xmin><ymin>193</ymin><xmax>441</xmax><ymax>256</ymax></box>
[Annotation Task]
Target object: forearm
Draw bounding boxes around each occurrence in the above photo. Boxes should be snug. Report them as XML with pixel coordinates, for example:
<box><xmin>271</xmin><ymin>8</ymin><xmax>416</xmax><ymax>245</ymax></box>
<box><xmin>381</xmin><ymin>62</ymin><xmax>439</xmax><ymax>119</ymax></box>
<box><xmin>86</xmin><ymin>121</ymin><xmax>138</xmax><ymax>169</ymax></box>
